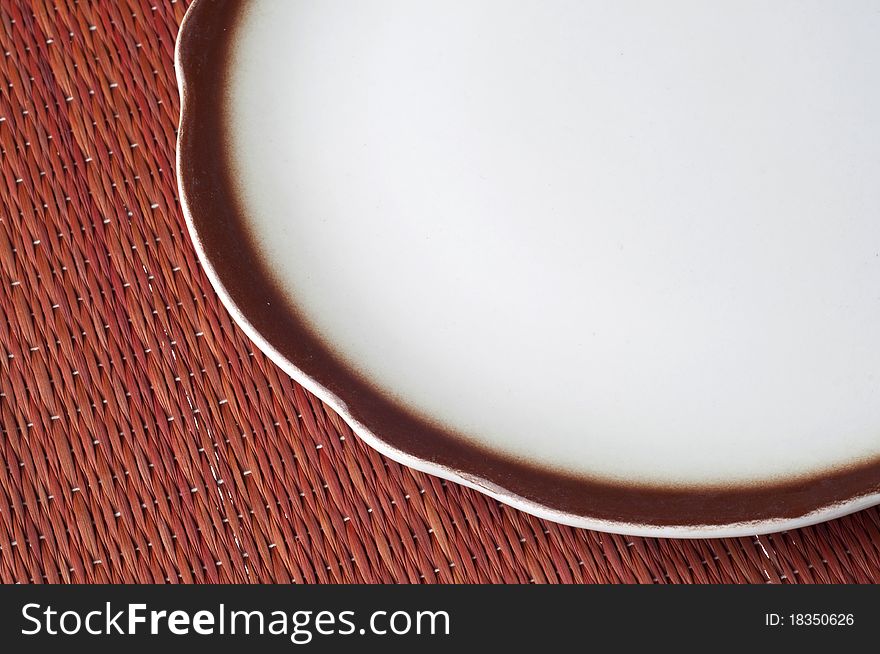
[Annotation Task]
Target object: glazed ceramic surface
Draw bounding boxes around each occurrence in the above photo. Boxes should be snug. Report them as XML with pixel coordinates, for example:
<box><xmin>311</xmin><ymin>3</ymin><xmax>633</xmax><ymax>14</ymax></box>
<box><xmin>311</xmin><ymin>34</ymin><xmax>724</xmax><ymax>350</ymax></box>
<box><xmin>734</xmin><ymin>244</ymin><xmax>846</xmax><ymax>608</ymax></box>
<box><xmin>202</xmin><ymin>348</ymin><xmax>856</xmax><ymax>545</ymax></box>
<box><xmin>177</xmin><ymin>0</ymin><xmax>880</xmax><ymax>536</ymax></box>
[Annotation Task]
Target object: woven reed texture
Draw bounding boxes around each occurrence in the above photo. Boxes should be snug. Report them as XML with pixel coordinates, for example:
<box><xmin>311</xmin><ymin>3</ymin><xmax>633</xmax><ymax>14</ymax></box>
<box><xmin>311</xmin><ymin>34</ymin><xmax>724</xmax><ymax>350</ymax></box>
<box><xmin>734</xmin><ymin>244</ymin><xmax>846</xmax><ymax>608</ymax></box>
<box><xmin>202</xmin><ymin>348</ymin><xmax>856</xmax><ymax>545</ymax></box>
<box><xmin>1</xmin><ymin>0</ymin><xmax>879</xmax><ymax>584</ymax></box>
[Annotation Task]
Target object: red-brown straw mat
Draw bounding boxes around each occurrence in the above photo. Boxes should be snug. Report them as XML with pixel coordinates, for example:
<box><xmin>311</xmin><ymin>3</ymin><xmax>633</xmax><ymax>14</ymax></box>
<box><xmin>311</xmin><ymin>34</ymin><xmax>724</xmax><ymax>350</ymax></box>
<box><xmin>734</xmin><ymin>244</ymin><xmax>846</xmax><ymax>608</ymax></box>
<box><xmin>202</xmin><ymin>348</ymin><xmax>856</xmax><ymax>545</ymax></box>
<box><xmin>1</xmin><ymin>0</ymin><xmax>879</xmax><ymax>583</ymax></box>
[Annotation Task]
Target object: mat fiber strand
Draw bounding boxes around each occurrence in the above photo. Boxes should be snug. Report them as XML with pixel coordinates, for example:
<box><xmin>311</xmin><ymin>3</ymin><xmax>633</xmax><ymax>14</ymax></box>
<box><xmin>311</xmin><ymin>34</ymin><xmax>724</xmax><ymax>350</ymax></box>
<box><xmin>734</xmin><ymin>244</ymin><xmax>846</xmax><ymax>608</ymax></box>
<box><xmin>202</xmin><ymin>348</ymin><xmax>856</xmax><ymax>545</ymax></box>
<box><xmin>1</xmin><ymin>0</ymin><xmax>879</xmax><ymax>584</ymax></box>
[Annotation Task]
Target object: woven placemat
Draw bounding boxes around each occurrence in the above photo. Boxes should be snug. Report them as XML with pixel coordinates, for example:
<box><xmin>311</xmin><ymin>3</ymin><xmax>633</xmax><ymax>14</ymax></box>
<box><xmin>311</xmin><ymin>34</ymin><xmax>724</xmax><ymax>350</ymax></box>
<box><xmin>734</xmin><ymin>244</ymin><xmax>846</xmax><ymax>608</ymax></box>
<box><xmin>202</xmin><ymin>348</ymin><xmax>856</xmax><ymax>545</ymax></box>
<box><xmin>1</xmin><ymin>0</ymin><xmax>879</xmax><ymax>584</ymax></box>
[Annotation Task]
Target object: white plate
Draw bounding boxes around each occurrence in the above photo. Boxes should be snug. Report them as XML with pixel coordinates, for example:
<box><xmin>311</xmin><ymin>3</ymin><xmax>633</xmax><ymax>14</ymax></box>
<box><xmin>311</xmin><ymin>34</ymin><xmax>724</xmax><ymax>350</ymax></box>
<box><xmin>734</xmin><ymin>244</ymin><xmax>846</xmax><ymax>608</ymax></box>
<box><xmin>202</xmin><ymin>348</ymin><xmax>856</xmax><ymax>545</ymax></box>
<box><xmin>177</xmin><ymin>0</ymin><xmax>880</xmax><ymax>536</ymax></box>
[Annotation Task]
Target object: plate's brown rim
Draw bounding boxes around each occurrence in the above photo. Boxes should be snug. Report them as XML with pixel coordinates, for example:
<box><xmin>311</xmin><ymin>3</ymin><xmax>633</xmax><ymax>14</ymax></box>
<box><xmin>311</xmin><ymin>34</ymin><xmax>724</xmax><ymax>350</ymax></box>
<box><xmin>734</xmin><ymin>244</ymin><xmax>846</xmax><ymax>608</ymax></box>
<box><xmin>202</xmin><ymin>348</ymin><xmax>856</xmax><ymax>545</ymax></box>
<box><xmin>175</xmin><ymin>0</ymin><xmax>880</xmax><ymax>534</ymax></box>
